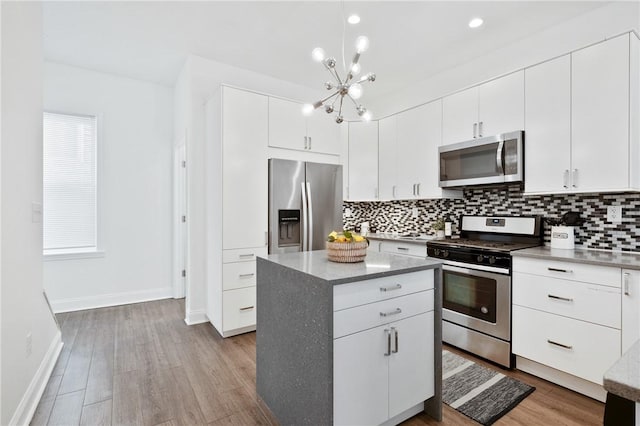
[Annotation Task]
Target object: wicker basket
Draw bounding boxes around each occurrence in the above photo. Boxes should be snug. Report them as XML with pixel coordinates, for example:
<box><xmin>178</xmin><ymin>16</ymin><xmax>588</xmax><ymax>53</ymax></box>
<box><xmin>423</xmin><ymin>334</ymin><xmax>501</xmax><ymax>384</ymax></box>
<box><xmin>326</xmin><ymin>241</ymin><xmax>368</xmax><ymax>263</ymax></box>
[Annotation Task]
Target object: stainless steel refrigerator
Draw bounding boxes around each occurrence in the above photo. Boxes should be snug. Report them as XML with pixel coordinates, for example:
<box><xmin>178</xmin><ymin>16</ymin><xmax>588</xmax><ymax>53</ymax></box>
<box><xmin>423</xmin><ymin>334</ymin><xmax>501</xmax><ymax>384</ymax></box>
<box><xmin>268</xmin><ymin>159</ymin><xmax>343</xmax><ymax>254</ymax></box>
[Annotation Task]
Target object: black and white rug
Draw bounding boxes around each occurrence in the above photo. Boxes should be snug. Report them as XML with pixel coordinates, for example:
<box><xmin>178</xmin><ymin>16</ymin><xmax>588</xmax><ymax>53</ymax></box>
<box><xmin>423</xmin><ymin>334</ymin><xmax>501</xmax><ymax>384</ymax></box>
<box><xmin>442</xmin><ymin>350</ymin><xmax>535</xmax><ymax>425</ymax></box>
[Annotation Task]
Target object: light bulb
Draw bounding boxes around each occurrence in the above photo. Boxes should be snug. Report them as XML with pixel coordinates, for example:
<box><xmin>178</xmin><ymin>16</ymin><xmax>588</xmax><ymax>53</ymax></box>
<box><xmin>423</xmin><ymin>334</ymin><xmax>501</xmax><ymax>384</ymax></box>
<box><xmin>350</xmin><ymin>63</ymin><xmax>361</xmax><ymax>75</ymax></box>
<box><xmin>362</xmin><ymin>111</ymin><xmax>372</xmax><ymax>122</ymax></box>
<box><xmin>347</xmin><ymin>14</ymin><xmax>360</xmax><ymax>24</ymax></box>
<box><xmin>468</xmin><ymin>17</ymin><xmax>484</xmax><ymax>28</ymax></box>
<box><xmin>355</xmin><ymin>36</ymin><xmax>369</xmax><ymax>53</ymax></box>
<box><xmin>348</xmin><ymin>83</ymin><xmax>363</xmax><ymax>99</ymax></box>
<box><xmin>311</xmin><ymin>47</ymin><xmax>326</xmax><ymax>62</ymax></box>
<box><xmin>302</xmin><ymin>104</ymin><xmax>314</xmax><ymax>116</ymax></box>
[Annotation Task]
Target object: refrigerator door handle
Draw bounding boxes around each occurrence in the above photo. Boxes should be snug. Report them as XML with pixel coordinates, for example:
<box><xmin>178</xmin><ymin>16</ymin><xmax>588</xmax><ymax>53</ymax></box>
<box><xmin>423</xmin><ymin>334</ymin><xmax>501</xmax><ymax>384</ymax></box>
<box><xmin>301</xmin><ymin>182</ymin><xmax>308</xmax><ymax>251</ymax></box>
<box><xmin>306</xmin><ymin>181</ymin><xmax>313</xmax><ymax>250</ymax></box>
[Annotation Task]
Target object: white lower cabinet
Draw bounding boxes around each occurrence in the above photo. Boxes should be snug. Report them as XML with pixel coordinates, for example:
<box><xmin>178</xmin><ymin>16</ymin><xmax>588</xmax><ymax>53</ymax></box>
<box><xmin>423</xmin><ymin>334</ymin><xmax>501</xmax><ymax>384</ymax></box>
<box><xmin>379</xmin><ymin>241</ymin><xmax>427</xmax><ymax>258</ymax></box>
<box><xmin>622</xmin><ymin>269</ymin><xmax>640</xmax><ymax>353</ymax></box>
<box><xmin>222</xmin><ymin>286</ymin><xmax>257</xmax><ymax>332</ymax></box>
<box><xmin>333</xmin><ymin>269</ymin><xmax>435</xmax><ymax>426</ymax></box>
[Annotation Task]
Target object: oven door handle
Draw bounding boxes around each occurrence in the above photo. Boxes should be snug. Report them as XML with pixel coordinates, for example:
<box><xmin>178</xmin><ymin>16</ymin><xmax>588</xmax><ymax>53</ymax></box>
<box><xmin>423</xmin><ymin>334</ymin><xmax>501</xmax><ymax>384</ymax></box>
<box><xmin>441</xmin><ymin>260</ymin><xmax>510</xmax><ymax>276</ymax></box>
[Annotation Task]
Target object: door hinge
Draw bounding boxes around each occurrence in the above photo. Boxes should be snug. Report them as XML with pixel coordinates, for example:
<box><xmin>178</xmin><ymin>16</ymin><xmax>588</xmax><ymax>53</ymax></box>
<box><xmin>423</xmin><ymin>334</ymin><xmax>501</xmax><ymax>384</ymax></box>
<box><xmin>182</xmin><ymin>160</ymin><xmax>186</xmax><ymax>168</ymax></box>
<box><xmin>181</xmin><ymin>269</ymin><xmax>186</xmax><ymax>278</ymax></box>
<box><xmin>182</xmin><ymin>215</ymin><xmax>186</xmax><ymax>223</ymax></box>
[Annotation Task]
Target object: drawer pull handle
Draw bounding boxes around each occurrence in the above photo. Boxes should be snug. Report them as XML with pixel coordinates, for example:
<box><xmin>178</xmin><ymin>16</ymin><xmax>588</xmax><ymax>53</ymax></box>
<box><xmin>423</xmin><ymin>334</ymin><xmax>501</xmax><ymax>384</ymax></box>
<box><xmin>380</xmin><ymin>308</ymin><xmax>402</xmax><ymax>317</ymax></box>
<box><xmin>239</xmin><ymin>254</ymin><xmax>255</xmax><ymax>258</ymax></box>
<box><xmin>547</xmin><ymin>267</ymin><xmax>572</xmax><ymax>273</ymax></box>
<box><xmin>392</xmin><ymin>327</ymin><xmax>399</xmax><ymax>354</ymax></box>
<box><xmin>624</xmin><ymin>272</ymin><xmax>631</xmax><ymax>296</ymax></box>
<box><xmin>547</xmin><ymin>294</ymin><xmax>573</xmax><ymax>302</ymax></box>
<box><xmin>380</xmin><ymin>284</ymin><xmax>402</xmax><ymax>292</ymax></box>
<box><xmin>397</xmin><ymin>247</ymin><xmax>409</xmax><ymax>251</ymax></box>
<box><xmin>547</xmin><ymin>339</ymin><xmax>573</xmax><ymax>350</ymax></box>
<box><xmin>384</xmin><ymin>329</ymin><xmax>391</xmax><ymax>356</ymax></box>
<box><xmin>239</xmin><ymin>273</ymin><xmax>255</xmax><ymax>278</ymax></box>
<box><xmin>239</xmin><ymin>306</ymin><xmax>255</xmax><ymax>311</ymax></box>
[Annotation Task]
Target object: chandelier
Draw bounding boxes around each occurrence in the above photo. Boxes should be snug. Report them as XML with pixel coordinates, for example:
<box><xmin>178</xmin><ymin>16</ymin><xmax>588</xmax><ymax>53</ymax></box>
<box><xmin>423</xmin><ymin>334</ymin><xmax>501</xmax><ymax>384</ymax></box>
<box><xmin>303</xmin><ymin>12</ymin><xmax>375</xmax><ymax>124</ymax></box>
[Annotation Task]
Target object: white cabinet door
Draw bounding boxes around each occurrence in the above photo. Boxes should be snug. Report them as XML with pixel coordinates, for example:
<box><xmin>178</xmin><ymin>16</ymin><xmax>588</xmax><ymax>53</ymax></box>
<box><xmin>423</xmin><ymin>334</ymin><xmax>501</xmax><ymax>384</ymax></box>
<box><xmin>222</xmin><ymin>87</ymin><xmax>268</xmax><ymax>249</ymax></box>
<box><xmin>307</xmin><ymin>111</ymin><xmax>341</xmax><ymax>155</ymax></box>
<box><xmin>524</xmin><ymin>55</ymin><xmax>572</xmax><ymax>193</ymax></box>
<box><xmin>442</xmin><ymin>86</ymin><xmax>478</xmax><ymax>145</ymax></box>
<box><xmin>378</xmin><ymin>115</ymin><xmax>398</xmax><ymax>200</ymax></box>
<box><xmin>334</xmin><ymin>325</ymin><xmax>389</xmax><ymax>426</ymax></box>
<box><xmin>396</xmin><ymin>104</ymin><xmax>427</xmax><ymax>199</ymax></box>
<box><xmin>572</xmin><ymin>34</ymin><xmax>630</xmax><ymax>191</ymax></box>
<box><xmin>622</xmin><ymin>269</ymin><xmax>640</xmax><ymax>353</ymax></box>
<box><xmin>268</xmin><ymin>97</ymin><xmax>307</xmax><ymax>151</ymax></box>
<box><xmin>348</xmin><ymin>121</ymin><xmax>379</xmax><ymax>201</ymax></box>
<box><xmin>478</xmin><ymin>71</ymin><xmax>524</xmax><ymax>137</ymax></box>
<box><xmin>388</xmin><ymin>311</ymin><xmax>435</xmax><ymax>418</ymax></box>
<box><xmin>413</xmin><ymin>100</ymin><xmax>443</xmax><ymax>198</ymax></box>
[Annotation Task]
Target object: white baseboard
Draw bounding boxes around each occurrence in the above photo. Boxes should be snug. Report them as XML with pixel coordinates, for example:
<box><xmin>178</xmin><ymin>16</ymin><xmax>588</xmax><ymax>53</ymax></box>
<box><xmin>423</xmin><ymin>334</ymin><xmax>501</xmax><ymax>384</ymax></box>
<box><xmin>10</xmin><ymin>331</ymin><xmax>63</xmax><ymax>426</ymax></box>
<box><xmin>50</xmin><ymin>287</ymin><xmax>173</xmax><ymax>313</ymax></box>
<box><xmin>184</xmin><ymin>309</ymin><xmax>208</xmax><ymax>325</ymax></box>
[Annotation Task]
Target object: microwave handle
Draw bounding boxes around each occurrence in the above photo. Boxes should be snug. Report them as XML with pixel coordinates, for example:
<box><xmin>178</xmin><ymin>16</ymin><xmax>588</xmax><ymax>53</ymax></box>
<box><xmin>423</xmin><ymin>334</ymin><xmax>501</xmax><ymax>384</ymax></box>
<box><xmin>496</xmin><ymin>141</ymin><xmax>504</xmax><ymax>174</ymax></box>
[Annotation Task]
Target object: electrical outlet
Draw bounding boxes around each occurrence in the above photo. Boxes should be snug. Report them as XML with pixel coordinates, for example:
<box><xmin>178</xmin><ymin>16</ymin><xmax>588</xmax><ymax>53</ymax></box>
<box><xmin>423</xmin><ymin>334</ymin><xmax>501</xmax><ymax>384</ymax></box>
<box><xmin>412</xmin><ymin>208</ymin><xmax>419</xmax><ymax>218</ymax></box>
<box><xmin>344</xmin><ymin>207</ymin><xmax>352</xmax><ymax>218</ymax></box>
<box><xmin>607</xmin><ymin>206</ymin><xmax>623</xmax><ymax>224</ymax></box>
<box><xmin>26</xmin><ymin>332</ymin><xmax>32</xmax><ymax>357</ymax></box>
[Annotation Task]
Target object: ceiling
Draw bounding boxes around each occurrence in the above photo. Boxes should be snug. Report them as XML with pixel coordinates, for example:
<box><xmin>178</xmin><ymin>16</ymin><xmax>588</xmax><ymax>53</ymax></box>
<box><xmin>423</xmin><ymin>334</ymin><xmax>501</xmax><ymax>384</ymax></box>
<box><xmin>43</xmin><ymin>1</ymin><xmax>610</xmax><ymax>100</ymax></box>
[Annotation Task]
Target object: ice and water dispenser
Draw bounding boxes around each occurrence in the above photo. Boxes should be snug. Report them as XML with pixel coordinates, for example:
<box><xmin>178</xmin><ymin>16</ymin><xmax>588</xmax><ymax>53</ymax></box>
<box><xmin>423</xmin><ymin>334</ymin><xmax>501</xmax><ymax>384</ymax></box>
<box><xmin>278</xmin><ymin>210</ymin><xmax>300</xmax><ymax>248</ymax></box>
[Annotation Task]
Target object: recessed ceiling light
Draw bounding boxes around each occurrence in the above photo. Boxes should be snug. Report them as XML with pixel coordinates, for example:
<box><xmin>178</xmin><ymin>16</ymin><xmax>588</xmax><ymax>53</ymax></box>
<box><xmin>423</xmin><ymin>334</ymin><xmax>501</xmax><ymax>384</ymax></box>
<box><xmin>469</xmin><ymin>17</ymin><xmax>484</xmax><ymax>28</ymax></box>
<box><xmin>348</xmin><ymin>14</ymin><xmax>361</xmax><ymax>25</ymax></box>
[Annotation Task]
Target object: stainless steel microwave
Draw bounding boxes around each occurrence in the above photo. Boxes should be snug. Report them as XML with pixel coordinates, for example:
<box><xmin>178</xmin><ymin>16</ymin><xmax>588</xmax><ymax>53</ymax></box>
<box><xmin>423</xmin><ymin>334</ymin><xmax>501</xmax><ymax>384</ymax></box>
<box><xmin>438</xmin><ymin>130</ymin><xmax>524</xmax><ymax>188</ymax></box>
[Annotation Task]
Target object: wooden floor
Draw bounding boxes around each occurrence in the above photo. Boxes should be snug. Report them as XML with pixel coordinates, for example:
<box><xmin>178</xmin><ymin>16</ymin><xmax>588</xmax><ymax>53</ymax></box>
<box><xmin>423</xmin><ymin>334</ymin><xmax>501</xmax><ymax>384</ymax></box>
<box><xmin>32</xmin><ymin>299</ymin><xmax>604</xmax><ymax>426</ymax></box>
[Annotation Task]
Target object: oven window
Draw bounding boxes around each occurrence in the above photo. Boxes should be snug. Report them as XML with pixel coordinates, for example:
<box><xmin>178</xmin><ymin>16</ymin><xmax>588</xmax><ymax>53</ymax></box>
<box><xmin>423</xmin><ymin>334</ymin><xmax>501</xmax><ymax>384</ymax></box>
<box><xmin>443</xmin><ymin>270</ymin><xmax>497</xmax><ymax>323</ymax></box>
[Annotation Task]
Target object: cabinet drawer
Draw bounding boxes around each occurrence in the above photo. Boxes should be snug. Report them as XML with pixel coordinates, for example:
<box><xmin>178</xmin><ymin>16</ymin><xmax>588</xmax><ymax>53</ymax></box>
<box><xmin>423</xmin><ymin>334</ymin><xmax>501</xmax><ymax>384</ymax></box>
<box><xmin>334</xmin><ymin>290</ymin><xmax>434</xmax><ymax>339</ymax></box>
<box><xmin>513</xmin><ymin>306</ymin><xmax>620</xmax><ymax>384</ymax></box>
<box><xmin>222</xmin><ymin>287</ymin><xmax>256</xmax><ymax>332</ymax></box>
<box><xmin>513</xmin><ymin>272</ymin><xmax>621</xmax><ymax>328</ymax></box>
<box><xmin>334</xmin><ymin>270</ymin><xmax>434</xmax><ymax>311</ymax></box>
<box><xmin>380</xmin><ymin>241</ymin><xmax>427</xmax><ymax>258</ymax></box>
<box><xmin>223</xmin><ymin>261</ymin><xmax>257</xmax><ymax>291</ymax></box>
<box><xmin>222</xmin><ymin>247</ymin><xmax>267</xmax><ymax>263</ymax></box>
<box><xmin>513</xmin><ymin>257</ymin><xmax>620</xmax><ymax>288</ymax></box>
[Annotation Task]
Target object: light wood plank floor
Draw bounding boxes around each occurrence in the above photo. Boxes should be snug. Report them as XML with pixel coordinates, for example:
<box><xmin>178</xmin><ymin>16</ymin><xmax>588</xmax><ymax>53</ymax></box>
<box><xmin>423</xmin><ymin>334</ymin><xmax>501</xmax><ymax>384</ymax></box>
<box><xmin>31</xmin><ymin>299</ymin><xmax>604</xmax><ymax>425</ymax></box>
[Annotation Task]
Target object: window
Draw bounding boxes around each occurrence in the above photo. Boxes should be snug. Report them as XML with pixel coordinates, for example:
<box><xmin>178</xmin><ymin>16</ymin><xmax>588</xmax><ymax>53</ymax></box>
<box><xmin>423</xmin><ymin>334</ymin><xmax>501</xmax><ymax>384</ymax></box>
<box><xmin>43</xmin><ymin>112</ymin><xmax>98</xmax><ymax>255</ymax></box>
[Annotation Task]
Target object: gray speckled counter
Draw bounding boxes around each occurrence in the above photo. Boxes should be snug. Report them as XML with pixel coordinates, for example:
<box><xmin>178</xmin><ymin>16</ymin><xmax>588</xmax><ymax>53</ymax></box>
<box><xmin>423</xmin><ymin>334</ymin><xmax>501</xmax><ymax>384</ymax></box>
<box><xmin>366</xmin><ymin>232</ymin><xmax>436</xmax><ymax>244</ymax></box>
<box><xmin>604</xmin><ymin>340</ymin><xmax>640</xmax><ymax>401</ymax></box>
<box><xmin>256</xmin><ymin>250</ymin><xmax>442</xmax><ymax>426</ymax></box>
<box><xmin>512</xmin><ymin>246</ymin><xmax>640</xmax><ymax>270</ymax></box>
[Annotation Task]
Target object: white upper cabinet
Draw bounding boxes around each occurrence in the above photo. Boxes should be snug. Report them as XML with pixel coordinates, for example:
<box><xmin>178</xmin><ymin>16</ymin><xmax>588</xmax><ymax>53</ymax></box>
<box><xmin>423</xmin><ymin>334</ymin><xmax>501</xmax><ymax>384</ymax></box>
<box><xmin>222</xmin><ymin>87</ymin><xmax>268</xmax><ymax>250</ymax></box>
<box><xmin>524</xmin><ymin>55</ymin><xmax>572</xmax><ymax>193</ymax></box>
<box><xmin>378</xmin><ymin>115</ymin><xmax>398</xmax><ymax>200</ymax></box>
<box><xmin>268</xmin><ymin>97</ymin><xmax>340</xmax><ymax>155</ymax></box>
<box><xmin>571</xmin><ymin>34</ymin><xmax>630</xmax><ymax>192</ymax></box>
<box><xmin>347</xmin><ymin>121</ymin><xmax>379</xmax><ymax>201</ymax></box>
<box><xmin>442</xmin><ymin>71</ymin><xmax>524</xmax><ymax>145</ymax></box>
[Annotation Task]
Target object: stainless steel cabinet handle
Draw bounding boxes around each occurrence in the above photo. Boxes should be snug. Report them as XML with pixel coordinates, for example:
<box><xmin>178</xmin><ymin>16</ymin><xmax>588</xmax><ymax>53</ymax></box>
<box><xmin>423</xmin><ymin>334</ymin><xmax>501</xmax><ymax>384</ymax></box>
<box><xmin>239</xmin><ymin>254</ymin><xmax>255</xmax><ymax>259</ymax></box>
<box><xmin>479</xmin><ymin>121</ymin><xmax>483</xmax><ymax>137</ymax></box>
<box><xmin>397</xmin><ymin>247</ymin><xmax>409</xmax><ymax>251</ymax></box>
<box><xmin>548</xmin><ymin>294</ymin><xmax>573</xmax><ymax>302</ymax></box>
<box><xmin>240</xmin><ymin>306</ymin><xmax>255</xmax><ymax>311</ymax></box>
<box><xmin>563</xmin><ymin>170</ymin><xmax>569</xmax><ymax>189</ymax></box>
<box><xmin>384</xmin><ymin>329</ymin><xmax>391</xmax><ymax>356</ymax></box>
<box><xmin>380</xmin><ymin>308</ymin><xmax>402</xmax><ymax>317</ymax></box>
<box><xmin>412</xmin><ymin>184</ymin><xmax>416</xmax><ymax>196</ymax></box>
<box><xmin>473</xmin><ymin>122</ymin><xmax>478</xmax><ymax>138</ymax></box>
<box><xmin>304</xmin><ymin>136</ymin><xmax>308</xmax><ymax>149</ymax></box>
<box><xmin>239</xmin><ymin>273</ymin><xmax>255</xmax><ymax>278</ymax></box>
<box><xmin>380</xmin><ymin>284</ymin><xmax>402</xmax><ymax>292</ymax></box>
<box><xmin>391</xmin><ymin>327</ymin><xmax>398</xmax><ymax>354</ymax></box>
<box><xmin>572</xmin><ymin>169</ymin><xmax>578</xmax><ymax>188</ymax></box>
<box><xmin>547</xmin><ymin>267</ymin><xmax>572</xmax><ymax>273</ymax></box>
<box><xmin>547</xmin><ymin>339</ymin><xmax>573</xmax><ymax>350</ymax></box>
<box><xmin>308</xmin><ymin>136</ymin><xmax>312</xmax><ymax>150</ymax></box>
<box><xmin>416</xmin><ymin>183</ymin><xmax>420</xmax><ymax>196</ymax></box>
<box><xmin>392</xmin><ymin>185</ymin><xmax>397</xmax><ymax>198</ymax></box>
<box><xmin>624</xmin><ymin>272</ymin><xmax>631</xmax><ymax>296</ymax></box>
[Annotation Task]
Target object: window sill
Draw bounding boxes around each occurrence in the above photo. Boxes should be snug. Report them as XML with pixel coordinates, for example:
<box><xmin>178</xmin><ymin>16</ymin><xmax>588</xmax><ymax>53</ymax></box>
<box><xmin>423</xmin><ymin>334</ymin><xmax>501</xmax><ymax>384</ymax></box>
<box><xmin>43</xmin><ymin>250</ymin><xmax>105</xmax><ymax>262</ymax></box>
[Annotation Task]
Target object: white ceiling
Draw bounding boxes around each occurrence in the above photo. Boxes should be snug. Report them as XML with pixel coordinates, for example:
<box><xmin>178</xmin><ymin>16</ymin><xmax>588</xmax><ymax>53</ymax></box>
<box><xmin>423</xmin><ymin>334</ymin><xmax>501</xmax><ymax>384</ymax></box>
<box><xmin>43</xmin><ymin>1</ymin><xmax>609</xmax><ymax>98</ymax></box>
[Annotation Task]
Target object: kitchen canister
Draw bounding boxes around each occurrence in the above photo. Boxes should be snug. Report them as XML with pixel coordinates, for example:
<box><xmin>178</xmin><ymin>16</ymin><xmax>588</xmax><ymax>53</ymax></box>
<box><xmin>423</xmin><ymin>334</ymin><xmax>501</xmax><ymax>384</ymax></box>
<box><xmin>550</xmin><ymin>226</ymin><xmax>575</xmax><ymax>249</ymax></box>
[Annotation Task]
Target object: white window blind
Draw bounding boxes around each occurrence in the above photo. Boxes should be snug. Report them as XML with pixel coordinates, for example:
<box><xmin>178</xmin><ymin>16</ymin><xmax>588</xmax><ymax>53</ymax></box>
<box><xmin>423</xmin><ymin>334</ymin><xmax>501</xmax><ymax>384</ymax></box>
<box><xmin>43</xmin><ymin>112</ymin><xmax>97</xmax><ymax>253</ymax></box>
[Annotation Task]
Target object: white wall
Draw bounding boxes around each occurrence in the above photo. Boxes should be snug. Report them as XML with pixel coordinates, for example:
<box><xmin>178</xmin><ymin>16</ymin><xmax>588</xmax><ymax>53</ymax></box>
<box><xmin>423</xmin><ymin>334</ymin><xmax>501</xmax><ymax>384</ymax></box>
<box><xmin>43</xmin><ymin>62</ymin><xmax>174</xmax><ymax>312</ymax></box>
<box><xmin>175</xmin><ymin>55</ymin><xmax>330</xmax><ymax>324</ymax></box>
<box><xmin>1</xmin><ymin>3</ymin><xmax>61</xmax><ymax>425</ymax></box>
<box><xmin>369</xmin><ymin>2</ymin><xmax>640</xmax><ymax>118</ymax></box>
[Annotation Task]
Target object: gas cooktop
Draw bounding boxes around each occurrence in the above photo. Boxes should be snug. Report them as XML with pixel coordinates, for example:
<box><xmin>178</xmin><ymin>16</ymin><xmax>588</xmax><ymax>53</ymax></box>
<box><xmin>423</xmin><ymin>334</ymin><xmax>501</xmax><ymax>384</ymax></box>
<box><xmin>427</xmin><ymin>238</ymin><xmax>540</xmax><ymax>253</ymax></box>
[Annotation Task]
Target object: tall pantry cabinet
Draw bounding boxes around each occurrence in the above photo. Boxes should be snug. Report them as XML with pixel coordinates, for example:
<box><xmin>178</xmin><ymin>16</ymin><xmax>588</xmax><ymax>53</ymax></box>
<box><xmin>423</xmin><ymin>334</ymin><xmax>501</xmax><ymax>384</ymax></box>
<box><xmin>206</xmin><ymin>86</ymin><xmax>268</xmax><ymax>337</ymax></box>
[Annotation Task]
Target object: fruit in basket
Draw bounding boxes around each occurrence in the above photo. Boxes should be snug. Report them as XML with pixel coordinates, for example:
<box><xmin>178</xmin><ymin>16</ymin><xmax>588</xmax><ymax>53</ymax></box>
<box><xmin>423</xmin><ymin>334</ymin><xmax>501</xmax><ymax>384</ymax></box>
<box><xmin>326</xmin><ymin>230</ymin><xmax>366</xmax><ymax>243</ymax></box>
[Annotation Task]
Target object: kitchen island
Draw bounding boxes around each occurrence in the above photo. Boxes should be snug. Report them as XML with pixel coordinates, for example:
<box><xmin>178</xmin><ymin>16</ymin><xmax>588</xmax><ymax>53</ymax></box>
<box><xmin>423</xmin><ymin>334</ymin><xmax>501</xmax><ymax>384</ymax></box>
<box><xmin>256</xmin><ymin>250</ymin><xmax>442</xmax><ymax>426</ymax></box>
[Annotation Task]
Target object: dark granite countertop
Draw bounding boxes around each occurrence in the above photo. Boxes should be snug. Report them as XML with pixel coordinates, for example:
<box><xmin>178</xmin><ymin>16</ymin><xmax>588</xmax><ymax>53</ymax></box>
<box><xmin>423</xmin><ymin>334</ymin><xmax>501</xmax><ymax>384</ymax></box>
<box><xmin>512</xmin><ymin>246</ymin><xmax>640</xmax><ymax>270</ymax></box>
<box><xmin>262</xmin><ymin>250</ymin><xmax>442</xmax><ymax>285</ymax></box>
<box><xmin>604</xmin><ymin>340</ymin><xmax>640</xmax><ymax>402</ymax></box>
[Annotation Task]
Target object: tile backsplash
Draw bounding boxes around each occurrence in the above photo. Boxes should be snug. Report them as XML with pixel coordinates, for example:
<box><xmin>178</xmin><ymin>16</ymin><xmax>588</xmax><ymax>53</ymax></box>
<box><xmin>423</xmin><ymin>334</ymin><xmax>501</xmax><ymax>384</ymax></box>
<box><xmin>343</xmin><ymin>185</ymin><xmax>640</xmax><ymax>252</ymax></box>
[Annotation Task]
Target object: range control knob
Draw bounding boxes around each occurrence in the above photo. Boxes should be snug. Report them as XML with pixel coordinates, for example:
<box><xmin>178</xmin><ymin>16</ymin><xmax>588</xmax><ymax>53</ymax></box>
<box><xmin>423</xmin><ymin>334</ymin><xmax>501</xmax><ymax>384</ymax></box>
<box><xmin>434</xmin><ymin>249</ymin><xmax>441</xmax><ymax>256</ymax></box>
<box><xmin>476</xmin><ymin>255</ymin><xmax>484</xmax><ymax>262</ymax></box>
<box><xmin>488</xmin><ymin>256</ymin><xmax>497</xmax><ymax>265</ymax></box>
<box><xmin>481</xmin><ymin>306</ymin><xmax>489</xmax><ymax>314</ymax></box>
<box><xmin>442</xmin><ymin>250</ymin><xmax>449</xmax><ymax>258</ymax></box>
